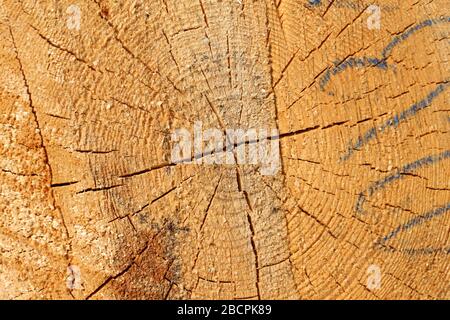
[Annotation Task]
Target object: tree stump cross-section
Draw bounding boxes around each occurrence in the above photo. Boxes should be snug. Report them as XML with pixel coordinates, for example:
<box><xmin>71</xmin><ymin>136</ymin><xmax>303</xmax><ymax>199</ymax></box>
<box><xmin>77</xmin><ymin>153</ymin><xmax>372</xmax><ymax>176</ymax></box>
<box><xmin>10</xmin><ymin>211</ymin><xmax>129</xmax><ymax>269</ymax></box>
<box><xmin>0</xmin><ymin>0</ymin><xmax>448</xmax><ymax>299</ymax></box>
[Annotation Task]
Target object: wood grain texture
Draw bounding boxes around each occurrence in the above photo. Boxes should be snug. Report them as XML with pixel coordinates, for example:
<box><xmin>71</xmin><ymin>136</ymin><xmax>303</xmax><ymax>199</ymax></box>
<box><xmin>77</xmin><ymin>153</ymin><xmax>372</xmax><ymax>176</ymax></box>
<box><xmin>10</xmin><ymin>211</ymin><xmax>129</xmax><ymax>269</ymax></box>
<box><xmin>0</xmin><ymin>0</ymin><xmax>448</xmax><ymax>299</ymax></box>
